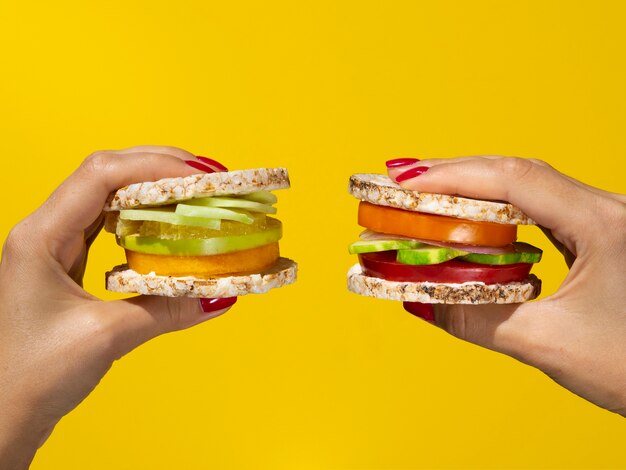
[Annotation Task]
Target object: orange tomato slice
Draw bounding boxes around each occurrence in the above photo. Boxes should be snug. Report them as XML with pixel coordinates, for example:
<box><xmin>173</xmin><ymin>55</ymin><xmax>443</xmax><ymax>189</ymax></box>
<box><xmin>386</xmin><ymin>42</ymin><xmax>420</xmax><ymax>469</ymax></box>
<box><xmin>126</xmin><ymin>242</ymin><xmax>279</xmax><ymax>277</ymax></box>
<box><xmin>358</xmin><ymin>202</ymin><xmax>517</xmax><ymax>247</ymax></box>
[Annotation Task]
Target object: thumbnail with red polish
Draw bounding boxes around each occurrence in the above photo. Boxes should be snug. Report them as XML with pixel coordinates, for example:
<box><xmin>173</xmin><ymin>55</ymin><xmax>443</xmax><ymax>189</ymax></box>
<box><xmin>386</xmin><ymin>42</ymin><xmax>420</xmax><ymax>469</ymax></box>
<box><xmin>185</xmin><ymin>160</ymin><xmax>216</xmax><ymax>173</ymax></box>
<box><xmin>385</xmin><ymin>158</ymin><xmax>420</xmax><ymax>168</ymax></box>
<box><xmin>200</xmin><ymin>297</ymin><xmax>238</xmax><ymax>313</ymax></box>
<box><xmin>403</xmin><ymin>302</ymin><xmax>435</xmax><ymax>322</ymax></box>
<box><xmin>395</xmin><ymin>166</ymin><xmax>429</xmax><ymax>182</ymax></box>
<box><xmin>196</xmin><ymin>156</ymin><xmax>228</xmax><ymax>172</ymax></box>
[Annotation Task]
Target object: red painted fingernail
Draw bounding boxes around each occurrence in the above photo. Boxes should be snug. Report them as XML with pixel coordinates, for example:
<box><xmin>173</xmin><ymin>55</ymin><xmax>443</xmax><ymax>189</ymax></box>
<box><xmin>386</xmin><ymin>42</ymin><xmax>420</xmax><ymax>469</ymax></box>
<box><xmin>403</xmin><ymin>302</ymin><xmax>435</xmax><ymax>323</ymax></box>
<box><xmin>386</xmin><ymin>158</ymin><xmax>420</xmax><ymax>168</ymax></box>
<box><xmin>200</xmin><ymin>297</ymin><xmax>237</xmax><ymax>313</ymax></box>
<box><xmin>196</xmin><ymin>156</ymin><xmax>228</xmax><ymax>172</ymax></box>
<box><xmin>395</xmin><ymin>166</ymin><xmax>429</xmax><ymax>182</ymax></box>
<box><xmin>185</xmin><ymin>160</ymin><xmax>216</xmax><ymax>173</ymax></box>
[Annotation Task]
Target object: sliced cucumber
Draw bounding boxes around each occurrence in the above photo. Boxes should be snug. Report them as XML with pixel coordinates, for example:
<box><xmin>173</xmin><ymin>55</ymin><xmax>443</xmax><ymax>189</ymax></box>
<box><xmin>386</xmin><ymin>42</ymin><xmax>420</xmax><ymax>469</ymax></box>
<box><xmin>348</xmin><ymin>239</ymin><xmax>425</xmax><ymax>254</ymax></box>
<box><xmin>459</xmin><ymin>242</ymin><xmax>543</xmax><ymax>265</ymax></box>
<box><xmin>397</xmin><ymin>246</ymin><xmax>469</xmax><ymax>265</ymax></box>
<box><xmin>118</xmin><ymin>219</ymin><xmax>282</xmax><ymax>256</ymax></box>
<box><xmin>120</xmin><ymin>208</ymin><xmax>221</xmax><ymax>230</ymax></box>
<box><xmin>175</xmin><ymin>204</ymin><xmax>254</xmax><ymax>224</ymax></box>
<box><xmin>238</xmin><ymin>191</ymin><xmax>277</xmax><ymax>205</ymax></box>
<box><xmin>187</xmin><ymin>196</ymin><xmax>276</xmax><ymax>214</ymax></box>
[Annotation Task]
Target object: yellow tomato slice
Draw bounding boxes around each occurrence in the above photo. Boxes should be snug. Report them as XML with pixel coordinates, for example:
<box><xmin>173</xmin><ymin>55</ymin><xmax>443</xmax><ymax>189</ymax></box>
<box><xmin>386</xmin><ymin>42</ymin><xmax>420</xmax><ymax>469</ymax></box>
<box><xmin>358</xmin><ymin>202</ymin><xmax>517</xmax><ymax>247</ymax></box>
<box><xmin>126</xmin><ymin>242</ymin><xmax>279</xmax><ymax>277</ymax></box>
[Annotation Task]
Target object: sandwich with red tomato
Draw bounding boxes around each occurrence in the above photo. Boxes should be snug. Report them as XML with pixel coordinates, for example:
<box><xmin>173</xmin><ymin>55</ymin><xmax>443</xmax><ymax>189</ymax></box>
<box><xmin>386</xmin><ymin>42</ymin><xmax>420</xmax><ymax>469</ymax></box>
<box><xmin>347</xmin><ymin>174</ymin><xmax>541</xmax><ymax>313</ymax></box>
<box><xmin>104</xmin><ymin>167</ymin><xmax>297</xmax><ymax>298</ymax></box>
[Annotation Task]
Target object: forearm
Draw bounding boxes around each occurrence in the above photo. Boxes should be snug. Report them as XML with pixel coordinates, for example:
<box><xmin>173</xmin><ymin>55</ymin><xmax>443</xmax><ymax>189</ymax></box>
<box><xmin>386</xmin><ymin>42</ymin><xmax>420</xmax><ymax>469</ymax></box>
<box><xmin>0</xmin><ymin>396</ymin><xmax>50</xmax><ymax>470</ymax></box>
<box><xmin>0</xmin><ymin>442</ymin><xmax>37</xmax><ymax>470</ymax></box>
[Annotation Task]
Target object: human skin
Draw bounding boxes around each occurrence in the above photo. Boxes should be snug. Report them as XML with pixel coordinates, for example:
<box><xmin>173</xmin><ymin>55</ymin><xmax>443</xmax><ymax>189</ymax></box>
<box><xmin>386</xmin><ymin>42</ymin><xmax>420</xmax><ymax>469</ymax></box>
<box><xmin>0</xmin><ymin>146</ymin><xmax>234</xmax><ymax>469</ymax></box>
<box><xmin>388</xmin><ymin>156</ymin><xmax>626</xmax><ymax>416</ymax></box>
<box><xmin>1</xmin><ymin>152</ymin><xmax>623</xmax><ymax>468</ymax></box>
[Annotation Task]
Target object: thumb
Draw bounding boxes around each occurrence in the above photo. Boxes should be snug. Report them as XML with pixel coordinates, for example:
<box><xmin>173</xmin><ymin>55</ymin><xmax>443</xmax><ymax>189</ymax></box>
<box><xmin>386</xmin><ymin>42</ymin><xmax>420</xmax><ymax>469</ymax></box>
<box><xmin>409</xmin><ymin>301</ymin><xmax>540</xmax><ymax>361</ymax></box>
<box><xmin>96</xmin><ymin>295</ymin><xmax>237</xmax><ymax>358</ymax></box>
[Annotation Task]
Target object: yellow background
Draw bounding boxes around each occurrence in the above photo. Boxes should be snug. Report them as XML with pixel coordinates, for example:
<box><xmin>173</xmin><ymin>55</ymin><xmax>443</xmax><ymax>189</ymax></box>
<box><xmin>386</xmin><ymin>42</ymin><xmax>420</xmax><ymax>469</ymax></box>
<box><xmin>1</xmin><ymin>1</ymin><xmax>625</xmax><ymax>468</ymax></box>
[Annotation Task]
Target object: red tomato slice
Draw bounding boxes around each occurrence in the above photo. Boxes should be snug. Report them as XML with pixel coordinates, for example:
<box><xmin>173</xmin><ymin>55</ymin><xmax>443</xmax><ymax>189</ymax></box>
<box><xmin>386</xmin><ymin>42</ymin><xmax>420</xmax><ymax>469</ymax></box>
<box><xmin>358</xmin><ymin>251</ymin><xmax>532</xmax><ymax>284</ymax></box>
<box><xmin>358</xmin><ymin>202</ymin><xmax>517</xmax><ymax>247</ymax></box>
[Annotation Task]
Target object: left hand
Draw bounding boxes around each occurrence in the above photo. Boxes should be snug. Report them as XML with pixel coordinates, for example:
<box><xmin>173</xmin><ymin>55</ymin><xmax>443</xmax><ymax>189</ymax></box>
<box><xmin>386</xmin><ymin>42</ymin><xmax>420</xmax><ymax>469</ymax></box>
<box><xmin>0</xmin><ymin>146</ymin><xmax>235</xmax><ymax>469</ymax></box>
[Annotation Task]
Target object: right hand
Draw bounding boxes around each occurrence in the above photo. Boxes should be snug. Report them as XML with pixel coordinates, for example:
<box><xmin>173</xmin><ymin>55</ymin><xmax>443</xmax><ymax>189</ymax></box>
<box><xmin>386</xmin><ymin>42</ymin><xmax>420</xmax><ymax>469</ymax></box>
<box><xmin>388</xmin><ymin>156</ymin><xmax>626</xmax><ymax>416</ymax></box>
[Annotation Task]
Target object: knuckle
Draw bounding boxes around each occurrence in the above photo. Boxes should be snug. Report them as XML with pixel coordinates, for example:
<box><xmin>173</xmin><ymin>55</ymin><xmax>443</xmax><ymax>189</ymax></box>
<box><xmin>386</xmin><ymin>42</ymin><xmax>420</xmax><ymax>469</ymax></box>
<box><xmin>82</xmin><ymin>151</ymin><xmax>117</xmax><ymax>176</ymax></box>
<box><xmin>497</xmin><ymin>156</ymin><xmax>537</xmax><ymax>181</ymax></box>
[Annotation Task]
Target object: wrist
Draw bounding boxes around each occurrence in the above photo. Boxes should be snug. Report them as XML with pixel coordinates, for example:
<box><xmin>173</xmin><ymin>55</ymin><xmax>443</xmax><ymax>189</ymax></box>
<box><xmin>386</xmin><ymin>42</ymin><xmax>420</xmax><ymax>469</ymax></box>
<box><xmin>0</xmin><ymin>391</ymin><xmax>54</xmax><ymax>469</ymax></box>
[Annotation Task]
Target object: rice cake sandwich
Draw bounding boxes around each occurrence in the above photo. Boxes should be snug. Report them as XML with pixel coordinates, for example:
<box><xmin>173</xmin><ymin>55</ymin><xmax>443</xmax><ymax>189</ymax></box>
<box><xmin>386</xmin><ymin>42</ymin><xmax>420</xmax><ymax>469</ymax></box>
<box><xmin>347</xmin><ymin>174</ymin><xmax>541</xmax><ymax>314</ymax></box>
<box><xmin>104</xmin><ymin>167</ymin><xmax>297</xmax><ymax>298</ymax></box>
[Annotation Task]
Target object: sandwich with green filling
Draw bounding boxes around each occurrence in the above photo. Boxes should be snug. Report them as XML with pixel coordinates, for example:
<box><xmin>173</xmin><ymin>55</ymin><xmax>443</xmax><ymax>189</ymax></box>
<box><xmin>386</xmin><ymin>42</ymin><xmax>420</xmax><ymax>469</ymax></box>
<box><xmin>104</xmin><ymin>168</ymin><xmax>297</xmax><ymax>298</ymax></box>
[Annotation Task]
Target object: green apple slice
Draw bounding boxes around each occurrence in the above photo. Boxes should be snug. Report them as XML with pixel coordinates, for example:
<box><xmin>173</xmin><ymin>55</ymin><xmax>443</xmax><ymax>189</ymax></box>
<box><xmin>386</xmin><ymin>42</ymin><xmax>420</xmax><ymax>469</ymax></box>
<box><xmin>187</xmin><ymin>196</ymin><xmax>277</xmax><ymax>214</ymax></box>
<box><xmin>120</xmin><ymin>208</ymin><xmax>221</xmax><ymax>230</ymax></box>
<box><xmin>116</xmin><ymin>213</ymin><xmax>268</xmax><ymax>239</ymax></box>
<box><xmin>239</xmin><ymin>191</ymin><xmax>277</xmax><ymax>205</ymax></box>
<box><xmin>397</xmin><ymin>246</ymin><xmax>469</xmax><ymax>265</ymax></box>
<box><xmin>118</xmin><ymin>218</ymin><xmax>282</xmax><ymax>256</ymax></box>
<box><xmin>348</xmin><ymin>239</ymin><xmax>425</xmax><ymax>254</ymax></box>
<box><xmin>175</xmin><ymin>204</ymin><xmax>255</xmax><ymax>224</ymax></box>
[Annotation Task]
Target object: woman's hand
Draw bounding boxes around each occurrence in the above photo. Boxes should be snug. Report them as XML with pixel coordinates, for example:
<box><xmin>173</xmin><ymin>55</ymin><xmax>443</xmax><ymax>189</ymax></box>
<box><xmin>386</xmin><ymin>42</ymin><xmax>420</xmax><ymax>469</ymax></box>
<box><xmin>388</xmin><ymin>156</ymin><xmax>626</xmax><ymax>416</ymax></box>
<box><xmin>0</xmin><ymin>146</ymin><xmax>235</xmax><ymax>468</ymax></box>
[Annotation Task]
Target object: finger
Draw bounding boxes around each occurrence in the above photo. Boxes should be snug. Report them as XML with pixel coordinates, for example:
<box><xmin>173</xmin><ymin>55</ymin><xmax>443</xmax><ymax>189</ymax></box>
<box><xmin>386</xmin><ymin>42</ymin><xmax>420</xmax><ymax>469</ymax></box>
<box><xmin>115</xmin><ymin>147</ymin><xmax>231</xmax><ymax>173</ymax></box>
<box><xmin>388</xmin><ymin>156</ymin><xmax>626</xmax><ymax>203</ymax></box>
<box><xmin>387</xmin><ymin>156</ymin><xmax>546</xmax><ymax>180</ymax></box>
<box><xmin>430</xmin><ymin>301</ymin><xmax>540</xmax><ymax>362</ymax></box>
<box><xmin>196</xmin><ymin>156</ymin><xmax>229</xmax><ymax>172</ymax></box>
<box><xmin>97</xmin><ymin>296</ymin><xmax>237</xmax><ymax>358</ymax></box>
<box><xmin>107</xmin><ymin>145</ymin><xmax>197</xmax><ymax>160</ymax></box>
<box><xmin>30</xmin><ymin>149</ymin><xmax>205</xmax><ymax>260</ymax></box>
<box><xmin>391</xmin><ymin>157</ymin><xmax>596</xmax><ymax>237</ymax></box>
